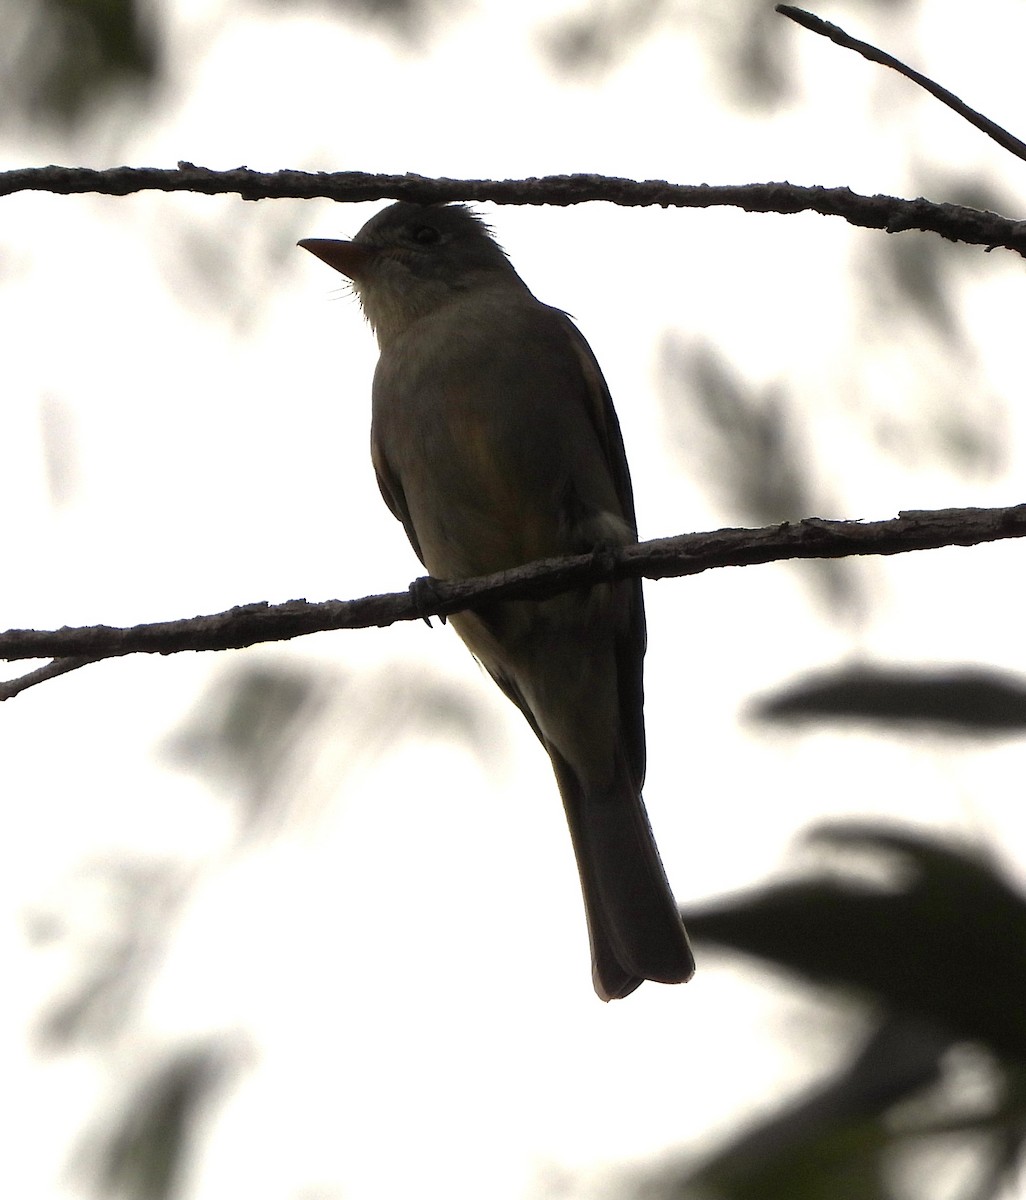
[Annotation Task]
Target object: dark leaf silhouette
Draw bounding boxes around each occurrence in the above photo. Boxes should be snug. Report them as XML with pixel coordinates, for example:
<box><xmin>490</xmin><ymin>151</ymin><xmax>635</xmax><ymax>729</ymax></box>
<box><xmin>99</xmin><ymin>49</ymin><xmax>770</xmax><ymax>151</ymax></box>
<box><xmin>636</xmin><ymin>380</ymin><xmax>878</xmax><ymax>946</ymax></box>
<box><xmin>76</xmin><ymin>1042</ymin><xmax>243</xmax><ymax>1200</ymax></box>
<box><xmin>5</xmin><ymin>0</ymin><xmax>161</xmax><ymax>127</ymax></box>
<box><xmin>642</xmin><ymin>1016</ymin><xmax>955</xmax><ymax>1200</ymax></box>
<box><xmin>682</xmin><ymin>824</ymin><xmax>1026</xmax><ymax>1061</ymax></box>
<box><xmin>639</xmin><ymin>1012</ymin><xmax>1026</xmax><ymax>1200</ymax></box>
<box><xmin>656</xmin><ymin>822</ymin><xmax>1026</xmax><ymax>1200</ymax></box>
<box><xmin>753</xmin><ymin>664</ymin><xmax>1026</xmax><ymax>733</ymax></box>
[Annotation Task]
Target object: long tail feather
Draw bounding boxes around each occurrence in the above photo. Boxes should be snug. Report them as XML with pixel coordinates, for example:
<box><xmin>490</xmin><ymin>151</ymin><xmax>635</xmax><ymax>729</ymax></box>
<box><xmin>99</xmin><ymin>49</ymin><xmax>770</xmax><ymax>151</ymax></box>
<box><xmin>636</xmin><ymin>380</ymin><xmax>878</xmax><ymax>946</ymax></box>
<box><xmin>552</xmin><ymin>756</ymin><xmax>695</xmax><ymax>1001</ymax></box>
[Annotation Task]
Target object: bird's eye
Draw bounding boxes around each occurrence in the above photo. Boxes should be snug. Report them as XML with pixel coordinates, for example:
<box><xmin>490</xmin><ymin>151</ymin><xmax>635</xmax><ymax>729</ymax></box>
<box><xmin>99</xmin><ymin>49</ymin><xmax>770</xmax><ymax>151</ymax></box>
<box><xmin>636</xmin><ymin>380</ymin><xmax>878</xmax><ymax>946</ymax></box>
<box><xmin>411</xmin><ymin>225</ymin><xmax>440</xmax><ymax>245</ymax></box>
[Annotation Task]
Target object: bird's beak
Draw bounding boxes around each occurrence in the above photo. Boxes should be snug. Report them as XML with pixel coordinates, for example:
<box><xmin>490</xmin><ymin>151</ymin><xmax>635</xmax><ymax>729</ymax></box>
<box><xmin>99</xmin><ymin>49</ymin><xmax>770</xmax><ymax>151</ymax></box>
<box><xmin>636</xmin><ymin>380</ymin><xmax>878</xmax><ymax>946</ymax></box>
<box><xmin>297</xmin><ymin>238</ymin><xmax>378</xmax><ymax>281</ymax></box>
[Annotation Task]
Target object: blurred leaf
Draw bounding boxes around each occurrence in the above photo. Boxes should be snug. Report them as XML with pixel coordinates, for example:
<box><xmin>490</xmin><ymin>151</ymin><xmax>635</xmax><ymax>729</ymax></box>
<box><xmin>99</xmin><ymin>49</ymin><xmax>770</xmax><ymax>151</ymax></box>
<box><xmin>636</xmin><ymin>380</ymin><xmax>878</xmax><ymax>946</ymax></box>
<box><xmin>3</xmin><ymin>0</ymin><xmax>161</xmax><ymax>128</ymax></box>
<box><xmin>664</xmin><ymin>825</ymin><xmax>1026</xmax><ymax>1199</ymax></box>
<box><xmin>639</xmin><ymin>1017</ymin><xmax>1026</xmax><ymax>1200</ymax></box>
<box><xmin>856</xmin><ymin>235</ymin><xmax>1007</xmax><ymax>481</ymax></box>
<box><xmin>660</xmin><ymin>336</ymin><xmax>862</xmax><ymax>614</ymax></box>
<box><xmin>27</xmin><ymin>860</ymin><xmax>190</xmax><ymax>1051</ymax></box>
<box><xmin>644</xmin><ymin>1017</ymin><xmax>952</xmax><ymax>1200</ymax></box>
<box><xmin>76</xmin><ymin>1041</ymin><xmax>243</xmax><ymax>1200</ymax></box>
<box><xmin>164</xmin><ymin>661</ymin><xmax>333</xmax><ymax>832</ymax></box>
<box><xmin>2</xmin><ymin>0</ymin><xmax>461</xmax><ymax>133</ymax></box>
<box><xmin>166</xmin><ymin>657</ymin><xmax>505</xmax><ymax>834</ymax></box>
<box><xmin>752</xmin><ymin>664</ymin><xmax>1026</xmax><ymax>734</ymax></box>
<box><xmin>541</xmin><ymin>0</ymin><xmax>792</xmax><ymax>106</ymax></box>
<box><xmin>728</xmin><ymin>3</ymin><xmax>790</xmax><ymax>108</ymax></box>
<box><xmin>930</xmin><ymin>174</ymin><xmax>1019</xmax><ymax>222</ymax></box>
<box><xmin>661</xmin><ymin>338</ymin><xmax>814</xmax><ymax>524</ymax></box>
<box><xmin>882</xmin><ymin>236</ymin><xmax>960</xmax><ymax>341</ymax></box>
<box><xmin>542</xmin><ymin>0</ymin><xmax>671</xmax><ymax>79</ymax></box>
<box><xmin>682</xmin><ymin>823</ymin><xmax>1026</xmax><ymax>1061</ymax></box>
<box><xmin>674</xmin><ymin>1118</ymin><xmax>893</xmax><ymax>1200</ymax></box>
<box><xmin>253</xmin><ymin>0</ymin><xmax>461</xmax><ymax>46</ymax></box>
<box><xmin>151</xmin><ymin>200</ymin><xmax>323</xmax><ymax>335</ymax></box>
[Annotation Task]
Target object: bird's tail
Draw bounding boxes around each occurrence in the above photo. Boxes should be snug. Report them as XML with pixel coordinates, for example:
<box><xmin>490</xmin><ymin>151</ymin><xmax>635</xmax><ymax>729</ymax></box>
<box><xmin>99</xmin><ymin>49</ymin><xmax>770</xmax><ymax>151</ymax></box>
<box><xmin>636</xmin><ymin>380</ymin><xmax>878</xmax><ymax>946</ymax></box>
<box><xmin>552</xmin><ymin>755</ymin><xmax>695</xmax><ymax>1000</ymax></box>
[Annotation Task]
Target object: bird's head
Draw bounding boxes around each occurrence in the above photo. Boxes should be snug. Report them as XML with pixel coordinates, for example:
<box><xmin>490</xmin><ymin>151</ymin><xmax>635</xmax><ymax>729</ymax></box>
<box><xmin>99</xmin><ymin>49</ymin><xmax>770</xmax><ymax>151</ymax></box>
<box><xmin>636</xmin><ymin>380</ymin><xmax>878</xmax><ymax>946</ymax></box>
<box><xmin>299</xmin><ymin>202</ymin><xmax>526</xmax><ymax>345</ymax></box>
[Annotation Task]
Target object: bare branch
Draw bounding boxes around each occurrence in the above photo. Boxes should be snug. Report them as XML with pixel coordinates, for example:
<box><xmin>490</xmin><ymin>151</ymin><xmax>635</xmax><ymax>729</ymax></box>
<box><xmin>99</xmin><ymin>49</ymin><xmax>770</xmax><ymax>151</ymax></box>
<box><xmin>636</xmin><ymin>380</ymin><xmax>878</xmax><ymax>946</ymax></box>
<box><xmin>777</xmin><ymin>6</ymin><xmax>1026</xmax><ymax>165</ymax></box>
<box><xmin>2</xmin><ymin>165</ymin><xmax>1025</xmax><ymax>256</ymax></box>
<box><xmin>1</xmin><ymin>504</ymin><xmax>1023</xmax><ymax>672</ymax></box>
<box><xmin>0</xmin><ymin>656</ymin><xmax>100</xmax><ymax>701</ymax></box>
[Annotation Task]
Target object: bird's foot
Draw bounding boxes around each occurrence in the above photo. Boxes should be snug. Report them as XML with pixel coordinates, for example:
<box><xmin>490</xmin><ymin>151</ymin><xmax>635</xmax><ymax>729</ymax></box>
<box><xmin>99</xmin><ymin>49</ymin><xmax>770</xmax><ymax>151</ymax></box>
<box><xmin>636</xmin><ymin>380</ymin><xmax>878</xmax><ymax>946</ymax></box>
<box><xmin>589</xmin><ymin>543</ymin><xmax>621</xmax><ymax>583</ymax></box>
<box><xmin>409</xmin><ymin>575</ymin><xmax>446</xmax><ymax>627</ymax></box>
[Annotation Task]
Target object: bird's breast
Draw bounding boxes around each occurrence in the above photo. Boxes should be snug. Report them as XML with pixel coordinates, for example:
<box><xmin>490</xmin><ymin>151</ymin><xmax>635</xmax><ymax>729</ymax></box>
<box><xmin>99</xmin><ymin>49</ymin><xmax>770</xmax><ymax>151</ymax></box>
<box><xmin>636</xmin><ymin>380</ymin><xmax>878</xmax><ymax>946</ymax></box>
<box><xmin>370</xmin><ymin>293</ymin><xmax>631</xmax><ymax>581</ymax></box>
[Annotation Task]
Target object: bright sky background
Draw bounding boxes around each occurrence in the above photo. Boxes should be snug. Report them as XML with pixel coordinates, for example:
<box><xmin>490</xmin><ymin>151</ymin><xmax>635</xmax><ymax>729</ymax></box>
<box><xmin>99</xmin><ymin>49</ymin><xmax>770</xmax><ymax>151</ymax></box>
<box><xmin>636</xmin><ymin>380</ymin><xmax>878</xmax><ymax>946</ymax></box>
<box><xmin>4</xmin><ymin>2</ymin><xmax>1026</xmax><ymax>1198</ymax></box>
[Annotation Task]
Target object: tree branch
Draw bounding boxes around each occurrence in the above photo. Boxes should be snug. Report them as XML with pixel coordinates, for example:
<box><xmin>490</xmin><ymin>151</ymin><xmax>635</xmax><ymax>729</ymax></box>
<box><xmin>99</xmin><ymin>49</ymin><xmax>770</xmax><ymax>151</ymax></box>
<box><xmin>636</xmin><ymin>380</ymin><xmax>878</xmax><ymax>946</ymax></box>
<box><xmin>3</xmin><ymin>165</ymin><xmax>1026</xmax><ymax>256</ymax></box>
<box><xmin>778</xmin><ymin>6</ymin><xmax>1026</xmax><ymax>165</ymax></box>
<box><xmin>2</xmin><ymin>505</ymin><xmax>1023</xmax><ymax>679</ymax></box>
<box><xmin>0</xmin><ymin>656</ymin><xmax>99</xmax><ymax>701</ymax></box>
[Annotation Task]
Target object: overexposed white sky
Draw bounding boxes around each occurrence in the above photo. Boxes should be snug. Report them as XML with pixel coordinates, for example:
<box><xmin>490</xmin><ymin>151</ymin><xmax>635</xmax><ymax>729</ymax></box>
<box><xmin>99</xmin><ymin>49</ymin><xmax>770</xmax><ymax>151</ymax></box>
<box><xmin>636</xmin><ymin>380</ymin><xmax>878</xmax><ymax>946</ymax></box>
<box><xmin>4</xmin><ymin>2</ymin><xmax>1026</xmax><ymax>1198</ymax></box>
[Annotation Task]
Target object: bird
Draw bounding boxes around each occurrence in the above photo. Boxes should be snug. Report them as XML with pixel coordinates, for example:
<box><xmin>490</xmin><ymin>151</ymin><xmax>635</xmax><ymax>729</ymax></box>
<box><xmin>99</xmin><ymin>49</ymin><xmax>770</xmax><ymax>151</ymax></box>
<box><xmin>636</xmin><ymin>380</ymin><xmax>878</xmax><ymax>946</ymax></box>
<box><xmin>299</xmin><ymin>201</ymin><xmax>694</xmax><ymax>999</ymax></box>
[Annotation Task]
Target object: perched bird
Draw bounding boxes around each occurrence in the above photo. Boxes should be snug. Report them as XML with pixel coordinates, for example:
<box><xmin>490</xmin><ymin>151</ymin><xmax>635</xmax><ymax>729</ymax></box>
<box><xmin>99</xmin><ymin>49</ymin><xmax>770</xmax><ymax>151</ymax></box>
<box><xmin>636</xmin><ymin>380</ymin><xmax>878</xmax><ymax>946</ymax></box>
<box><xmin>300</xmin><ymin>202</ymin><xmax>694</xmax><ymax>999</ymax></box>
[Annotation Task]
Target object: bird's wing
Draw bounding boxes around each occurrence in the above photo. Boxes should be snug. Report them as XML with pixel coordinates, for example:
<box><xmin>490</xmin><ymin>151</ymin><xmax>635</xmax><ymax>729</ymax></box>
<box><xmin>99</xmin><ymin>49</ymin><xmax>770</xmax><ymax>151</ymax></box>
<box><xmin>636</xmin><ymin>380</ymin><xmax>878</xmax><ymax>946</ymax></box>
<box><xmin>555</xmin><ymin>311</ymin><xmax>639</xmax><ymax>537</ymax></box>
<box><xmin>371</xmin><ymin>440</ymin><xmax>426</xmax><ymax>568</ymax></box>
<box><xmin>555</xmin><ymin>311</ymin><xmax>648</xmax><ymax>791</ymax></box>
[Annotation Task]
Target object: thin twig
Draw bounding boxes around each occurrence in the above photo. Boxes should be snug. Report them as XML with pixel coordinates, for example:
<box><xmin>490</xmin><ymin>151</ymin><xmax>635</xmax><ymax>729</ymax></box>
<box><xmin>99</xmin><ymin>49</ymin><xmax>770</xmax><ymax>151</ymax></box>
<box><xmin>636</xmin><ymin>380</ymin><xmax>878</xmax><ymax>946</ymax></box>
<box><xmin>777</xmin><ymin>6</ymin><xmax>1026</xmax><ymax>164</ymax></box>
<box><xmin>0</xmin><ymin>504</ymin><xmax>1024</xmax><ymax>672</ymax></box>
<box><xmin>0</xmin><ymin>656</ymin><xmax>100</xmax><ymax>701</ymax></box>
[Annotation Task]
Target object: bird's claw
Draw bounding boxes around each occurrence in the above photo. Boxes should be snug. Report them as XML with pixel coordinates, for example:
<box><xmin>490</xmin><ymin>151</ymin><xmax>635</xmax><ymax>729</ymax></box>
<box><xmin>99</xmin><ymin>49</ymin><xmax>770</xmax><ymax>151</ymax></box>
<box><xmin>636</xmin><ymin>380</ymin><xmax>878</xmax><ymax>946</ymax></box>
<box><xmin>409</xmin><ymin>575</ymin><xmax>446</xmax><ymax>626</ymax></box>
<box><xmin>590</xmin><ymin>544</ymin><xmax>621</xmax><ymax>582</ymax></box>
